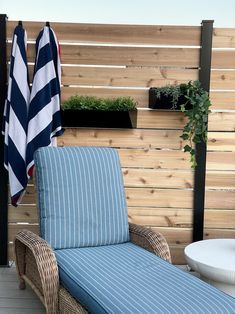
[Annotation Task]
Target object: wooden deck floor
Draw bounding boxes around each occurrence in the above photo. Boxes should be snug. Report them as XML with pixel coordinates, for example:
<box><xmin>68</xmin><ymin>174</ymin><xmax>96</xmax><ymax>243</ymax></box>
<box><xmin>0</xmin><ymin>265</ymin><xmax>45</xmax><ymax>314</ymax></box>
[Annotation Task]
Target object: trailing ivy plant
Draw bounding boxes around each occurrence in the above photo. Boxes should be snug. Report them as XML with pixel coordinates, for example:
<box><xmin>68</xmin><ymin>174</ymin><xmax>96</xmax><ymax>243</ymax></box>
<box><xmin>62</xmin><ymin>95</ymin><xmax>136</xmax><ymax>111</ymax></box>
<box><xmin>180</xmin><ymin>80</ymin><xmax>212</xmax><ymax>168</ymax></box>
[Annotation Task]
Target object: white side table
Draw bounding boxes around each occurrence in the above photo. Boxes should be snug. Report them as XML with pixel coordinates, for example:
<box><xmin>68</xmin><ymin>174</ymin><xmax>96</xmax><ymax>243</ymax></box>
<box><xmin>184</xmin><ymin>239</ymin><xmax>235</xmax><ymax>297</ymax></box>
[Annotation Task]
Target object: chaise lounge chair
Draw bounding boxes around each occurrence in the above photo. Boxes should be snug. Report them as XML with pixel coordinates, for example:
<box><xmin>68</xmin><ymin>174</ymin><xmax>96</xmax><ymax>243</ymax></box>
<box><xmin>15</xmin><ymin>147</ymin><xmax>235</xmax><ymax>313</ymax></box>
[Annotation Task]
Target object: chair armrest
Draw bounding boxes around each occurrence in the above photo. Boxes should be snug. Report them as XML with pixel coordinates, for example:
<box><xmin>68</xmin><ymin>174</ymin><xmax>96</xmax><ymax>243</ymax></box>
<box><xmin>129</xmin><ymin>223</ymin><xmax>171</xmax><ymax>263</ymax></box>
<box><xmin>15</xmin><ymin>229</ymin><xmax>59</xmax><ymax>314</ymax></box>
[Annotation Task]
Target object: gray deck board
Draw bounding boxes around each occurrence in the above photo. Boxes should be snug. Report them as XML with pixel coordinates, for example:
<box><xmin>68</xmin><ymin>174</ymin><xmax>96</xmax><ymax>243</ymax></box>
<box><xmin>0</xmin><ymin>266</ymin><xmax>45</xmax><ymax>313</ymax></box>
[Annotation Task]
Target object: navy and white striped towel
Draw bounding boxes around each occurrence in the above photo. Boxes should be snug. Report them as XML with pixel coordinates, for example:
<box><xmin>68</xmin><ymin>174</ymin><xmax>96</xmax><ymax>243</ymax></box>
<box><xmin>26</xmin><ymin>26</ymin><xmax>63</xmax><ymax>178</ymax></box>
<box><xmin>2</xmin><ymin>25</ymin><xmax>30</xmax><ymax>206</ymax></box>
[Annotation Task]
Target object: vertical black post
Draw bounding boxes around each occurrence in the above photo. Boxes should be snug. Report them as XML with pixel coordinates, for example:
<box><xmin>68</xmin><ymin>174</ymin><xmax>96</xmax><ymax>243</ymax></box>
<box><xmin>193</xmin><ymin>20</ymin><xmax>214</xmax><ymax>242</ymax></box>
<box><xmin>0</xmin><ymin>14</ymin><xmax>8</xmax><ymax>266</ymax></box>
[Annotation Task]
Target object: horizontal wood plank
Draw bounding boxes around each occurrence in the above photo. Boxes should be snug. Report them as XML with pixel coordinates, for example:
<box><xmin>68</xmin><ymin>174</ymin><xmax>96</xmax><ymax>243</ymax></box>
<box><xmin>212</xmin><ymin>50</ymin><xmax>235</xmax><ymax>69</ymax></box>
<box><xmin>206</xmin><ymin>152</ymin><xmax>235</xmax><ymax>170</ymax></box>
<box><xmin>7</xmin><ymin>21</ymin><xmax>201</xmax><ymax>46</ymax></box>
<box><xmin>207</xmin><ymin>132</ymin><xmax>235</xmax><ymax>151</ymax></box>
<box><xmin>204</xmin><ymin>228</ymin><xmax>235</xmax><ymax>238</ymax></box>
<box><xmin>60</xmin><ymin>45</ymin><xmax>200</xmax><ymax>67</ymax></box>
<box><xmin>58</xmin><ymin>128</ymin><xmax>184</xmax><ymax>150</ymax></box>
<box><xmin>119</xmin><ymin>149</ymin><xmax>191</xmax><ymax>169</ymax></box>
<box><xmin>9</xmin><ymin>205</ymin><xmax>37</xmax><ymax>223</ymax></box>
<box><xmin>204</xmin><ymin>209</ymin><xmax>235</xmax><ymax>228</ymax></box>
<box><xmin>7</xmin><ymin>43</ymin><xmax>200</xmax><ymax>68</ymax></box>
<box><xmin>212</xmin><ymin>28</ymin><xmax>235</xmax><ymax>48</ymax></box>
<box><xmin>206</xmin><ymin>171</ymin><xmax>235</xmax><ymax>190</ymax></box>
<box><xmin>8</xmin><ymin>43</ymin><xmax>200</xmax><ymax>67</ymax></box>
<box><xmin>210</xmin><ymin>70</ymin><xmax>235</xmax><ymax>90</ymax></box>
<box><xmin>210</xmin><ymin>91</ymin><xmax>235</xmax><ymax>110</ymax></box>
<box><xmin>208</xmin><ymin>112</ymin><xmax>235</xmax><ymax>131</ymax></box>
<box><xmin>137</xmin><ymin>110</ymin><xmax>187</xmax><ymax>129</ymax></box>
<box><xmin>8</xmin><ymin>224</ymin><xmax>39</xmax><ymax>242</ymax></box>
<box><xmin>123</xmin><ymin>168</ymin><xmax>193</xmax><ymax>188</ymax></box>
<box><xmin>61</xmin><ymin>66</ymin><xmax>198</xmax><ymax>88</ymax></box>
<box><xmin>126</xmin><ymin>188</ymin><xmax>193</xmax><ymax>208</ymax></box>
<box><xmin>205</xmin><ymin>190</ymin><xmax>235</xmax><ymax>209</ymax></box>
<box><xmin>128</xmin><ymin>207</ymin><xmax>192</xmax><ymax>227</ymax></box>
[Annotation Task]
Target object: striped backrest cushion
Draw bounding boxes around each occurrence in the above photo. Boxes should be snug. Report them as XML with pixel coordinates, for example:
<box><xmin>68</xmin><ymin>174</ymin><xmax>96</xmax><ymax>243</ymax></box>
<box><xmin>34</xmin><ymin>147</ymin><xmax>129</xmax><ymax>249</ymax></box>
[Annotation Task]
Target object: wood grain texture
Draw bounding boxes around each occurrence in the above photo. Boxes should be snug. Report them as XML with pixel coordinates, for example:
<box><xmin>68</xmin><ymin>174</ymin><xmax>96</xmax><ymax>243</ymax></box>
<box><xmin>128</xmin><ymin>207</ymin><xmax>192</xmax><ymax>227</ymax></box>
<box><xmin>204</xmin><ymin>210</ymin><xmax>235</xmax><ymax>228</ymax></box>
<box><xmin>205</xmin><ymin>190</ymin><xmax>235</xmax><ymax>209</ymax></box>
<box><xmin>210</xmin><ymin>91</ymin><xmax>235</xmax><ymax>110</ymax></box>
<box><xmin>119</xmin><ymin>149</ymin><xmax>191</xmax><ymax>169</ymax></box>
<box><xmin>207</xmin><ymin>152</ymin><xmax>235</xmax><ymax>170</ymax></box>
<box><xmin>207</xmin><ymin>132</ymin><xmax>235</xmax><ymax>151</ymax></box>
<box><xmin>204</xmin><ymin>228</ymin><xmax>235</xmax><ymax>239</ymax></box>
<box><xmin>206</xmin><ymin>171</ymin><xmax>235</xmax><ymax>190</ymax></box>
<box><xmin>212</xmin><ymin>28</ymin><xmax>235</xmax><ymax>48</ymax></box>
<box><xmin>212</xmin><ymin>50</ymin><xmax>235</xmax><ymax>69</ymax></box>
<box><xmin>8</xmin><ymin>43</ymin><xmax>199</xmax><ymax>67</ymax></box>
<box><xmin>58</xmin><ymin>128</ymin><xmax>184</xmax><ymax>150</ymax></box>
<box><xmin>126</xmin><ymin>188</ymin><xmax>193</xmax><ymax>208</ymax></box>
<box><xmin>8</xmin><ymin>205</ymin><xmax>38</xmax><ymax>223</ymax></box>
<box><xmin>123</xmin><ymin>168</ymin><xmax>193</xmax><ymax>188</ymax></box>
<box><xmin>60</xmin><ymin>45</ymin><xmax>200</xmax><ymax>67</ymax></box>
<box><xmin>137</xmin><ymin>110</ymin><xmax>187</xmax><ymax>129</ymax></box>
<box><xmin>208</xmin><ymin>112</ymin><xmax>235</xmax><ymax>132</ymax></box>
<box><xmin>61</xmin><ymin>66</ymin><xmax>198</xmax><ymax>87</ymax></box>
<box><xmin>7</xmin><ymin>21</ymin><xmax>201</xmax><ymax>46</ymax></box>
<box><xmin>210</xmin><ymin>70</ymin><xmax>235</xmax><ymax>90</ymax></box>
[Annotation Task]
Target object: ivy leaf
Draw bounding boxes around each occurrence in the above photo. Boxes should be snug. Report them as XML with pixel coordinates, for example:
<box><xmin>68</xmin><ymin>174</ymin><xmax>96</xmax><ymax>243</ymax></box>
<box><xmin>184</xmin><ymin>145</ymin><xmax>192</xmax><ymax>152</ymax></box>
<box><xmin>180</xmin><ymin>133</ymin><xmax>189</xmax><ymax>140</ymax></box>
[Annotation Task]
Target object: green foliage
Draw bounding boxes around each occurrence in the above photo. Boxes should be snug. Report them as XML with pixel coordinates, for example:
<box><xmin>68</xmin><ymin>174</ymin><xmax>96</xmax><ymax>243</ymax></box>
<box><xmin>179</xmin><ymin>80</ymin><xmax>212</xmax><ymax>169</ymax></box>
<box><xmin>152</xmin><ymin>83</ymin><xmax>188</xmax><ymax>109</ymax></box>
<box><xmin>62</xmin><ymin>95</ymin><xmax>136</xmax><ymax>111</ymax></box>
<box><xmin>152</xmin><ymin>80</ymin><xmax>211</xmax><ymax>168</ymax></box>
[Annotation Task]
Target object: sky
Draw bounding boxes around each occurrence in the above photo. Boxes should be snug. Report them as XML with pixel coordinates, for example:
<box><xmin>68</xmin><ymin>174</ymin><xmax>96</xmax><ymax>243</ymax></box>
<box><xmin>1</xmin><ymin>0</ymin><xmax>235</xmax><ymax>27</ymax></box>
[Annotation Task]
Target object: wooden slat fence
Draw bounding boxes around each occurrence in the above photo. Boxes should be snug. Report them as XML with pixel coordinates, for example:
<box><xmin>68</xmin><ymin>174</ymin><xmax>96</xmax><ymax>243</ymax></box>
<box><xmin>6</xmin><ymin>20</ymin><xmax>235</xmax><ymax>264</ymax></box>
<box><xmin>204</xmin><ymin>28</ymin><xmax>235</xmax><ymax>244</ymax></box>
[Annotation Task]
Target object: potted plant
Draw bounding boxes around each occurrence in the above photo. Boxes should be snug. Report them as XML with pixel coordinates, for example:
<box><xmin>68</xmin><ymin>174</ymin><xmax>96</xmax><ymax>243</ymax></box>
<box><xmin>149</xmin><ymin>81</ymin><xmax>211</xmax><ymax>168</ymax></box>
<box><xmin>149</xmin><ymin>83</ymin><xmax>192</xmax><ymax>110</ymax></box>
<box><xmin>61</xmin><ymin>95</ymin><xmax>137</xmax><ymax>128</ymax></box>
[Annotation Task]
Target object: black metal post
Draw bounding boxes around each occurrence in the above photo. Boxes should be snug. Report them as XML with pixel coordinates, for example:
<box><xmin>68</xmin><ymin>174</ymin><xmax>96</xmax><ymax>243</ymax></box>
<box><xmin>0</xmin><ymin>14</ymin><xmax>8</xmax><ymax>266</ymax></box>
<box><xmin>193</xmin><ymin>20</ymin><xmax>214</xmax><ymax>242</ymax></box>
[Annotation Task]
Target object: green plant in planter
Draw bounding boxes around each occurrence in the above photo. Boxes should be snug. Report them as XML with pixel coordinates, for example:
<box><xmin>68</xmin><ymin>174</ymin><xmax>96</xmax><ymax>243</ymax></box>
<box><xmin>180</xmin><ymin>80</ymin><xmax>212</xmax><ymax>168</ymax></box>
<box><xmin>62</xmin><ymin>95</ymin><xmax>136</xmax><ymax>111</ymax></box>
<box><xmin>151</xmin><ymin>84</ymin><xmax>183</xmax><ymax>109</ymax></box>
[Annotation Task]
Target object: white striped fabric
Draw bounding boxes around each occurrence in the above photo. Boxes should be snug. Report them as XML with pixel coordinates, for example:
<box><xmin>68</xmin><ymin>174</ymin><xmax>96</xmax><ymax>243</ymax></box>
<box><xmin>26</xmin><ymin>26</ymin><xmax>63</xmax><ymax>179</ymax></box>
<box><xmin>55</xmin><ymin>243</ymin><xmax>235</xmax><ymax>314</ymax></box>
<box><xmin>2</xmin><ymin>25</ymin><xmax>30</xmax><ymax>206</ymax></box>
<box><xmin>34</xmin><ymin>147</ymin><xmax>130</xmax><ymax>249</ymax></box>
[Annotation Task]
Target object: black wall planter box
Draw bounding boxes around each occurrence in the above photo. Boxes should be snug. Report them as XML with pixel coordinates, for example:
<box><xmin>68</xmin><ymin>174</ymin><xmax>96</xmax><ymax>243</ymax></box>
<box><xmin>149</xmin><ymin>88</ymin><xmax>190</xmax><ymax>110</ymax></box>
<box><xmin>61</xmin><ymin>109</ymin><xmax>137</xmax><ymax>128</ymax></box>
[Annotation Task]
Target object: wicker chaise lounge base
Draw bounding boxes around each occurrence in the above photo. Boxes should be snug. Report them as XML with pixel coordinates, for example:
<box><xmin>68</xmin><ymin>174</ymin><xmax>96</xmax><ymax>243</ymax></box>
<box><xmin>15</xmin><ymin>223</ymin><xmax>170</xmax><ymax>314</ymax></box>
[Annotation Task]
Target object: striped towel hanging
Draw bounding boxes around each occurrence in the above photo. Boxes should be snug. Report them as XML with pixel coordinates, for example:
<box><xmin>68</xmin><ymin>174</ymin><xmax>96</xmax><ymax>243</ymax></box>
<box><xmin>26</xmin><ymin>25</ymin><xmax>64</xmax><ymax>178</ymax></box>
<box><xmin>2</xmin><ymin>24</ymin><xmax>30</xmax><ymax>206</ymax></box>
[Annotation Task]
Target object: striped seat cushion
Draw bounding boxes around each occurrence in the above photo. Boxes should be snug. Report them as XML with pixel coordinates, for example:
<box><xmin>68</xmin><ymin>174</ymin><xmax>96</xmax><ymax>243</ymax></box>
<box><xmin>34</xmin><ymin>147</ymin><xmax>129</xmax><ymax>249</ymax></box>
<box><xmin>55</xmin><ymin>242</ymin><xmax>235</xmax><ymax>314</ymax></box>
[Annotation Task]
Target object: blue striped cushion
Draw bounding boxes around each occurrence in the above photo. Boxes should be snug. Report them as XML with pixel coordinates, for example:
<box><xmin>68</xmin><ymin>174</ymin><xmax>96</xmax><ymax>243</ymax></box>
<box><xmin>55</xmin><ymin>243</ymin><xmax>235</xmax><ymax>314</ymax></box>
<box><xmin>34</xmin><ymin>147</ymin><xmax>129</xmax><ymax>249</ymax></box>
